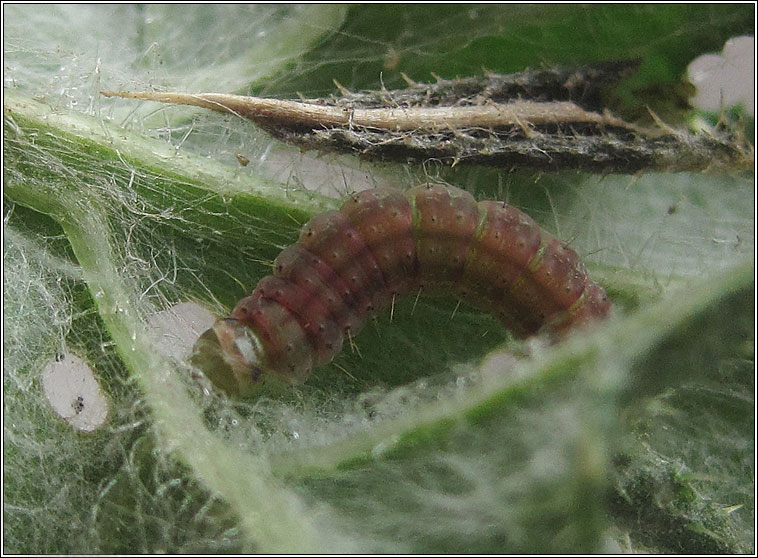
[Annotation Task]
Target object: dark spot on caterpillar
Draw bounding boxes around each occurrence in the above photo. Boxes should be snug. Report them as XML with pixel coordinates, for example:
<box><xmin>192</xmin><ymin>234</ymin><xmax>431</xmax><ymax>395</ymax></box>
<box><xmin>191</xmin><ymin>184</ymin><xmax>611</xmax><ymax>397</ymax></box>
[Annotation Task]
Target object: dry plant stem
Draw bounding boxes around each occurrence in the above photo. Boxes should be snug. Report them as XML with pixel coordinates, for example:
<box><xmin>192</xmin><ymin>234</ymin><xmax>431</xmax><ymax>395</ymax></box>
<box><xmin>101</xmin><ymin>65</ymin><xmax>753</xmax><ymax>173</ymax></box>
<box><xmin>100</xmin><ymin>91</ymin><xmax>641</xmax><ymax>133</ymax></box>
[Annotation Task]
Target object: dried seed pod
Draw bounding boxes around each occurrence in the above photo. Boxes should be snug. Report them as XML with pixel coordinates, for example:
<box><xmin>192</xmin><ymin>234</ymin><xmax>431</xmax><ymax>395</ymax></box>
<box><xmin>191</xmin><ymin>184</ymin><xmax>611</xmax><ymax>397</ymax></box>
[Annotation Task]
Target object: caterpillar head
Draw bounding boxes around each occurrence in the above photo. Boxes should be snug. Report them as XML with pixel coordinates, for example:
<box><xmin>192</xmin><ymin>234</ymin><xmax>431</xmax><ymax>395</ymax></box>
<box><xmin>190</xmin><ymin>318</ymin><xmax>283</xmax><ymax>397</ymax></box>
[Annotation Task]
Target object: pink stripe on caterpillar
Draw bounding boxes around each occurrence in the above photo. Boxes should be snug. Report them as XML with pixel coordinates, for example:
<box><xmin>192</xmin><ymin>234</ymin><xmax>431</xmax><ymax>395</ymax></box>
<box><xmin>340</xmin><ymin>188</ymin><xmax>417</xmax><ymax>297</ymax></box>
<box><xmin>245</xmin><ymin>275</ymin><xmax>342</xmax><ymax>367</ymax></box>
<box><xmin>411</xmin><ymin>185</ymin><xmax>480</xmax><ymax>292</ymax></box>
<box><xmin>273</xmin><ymin>243</ymin><xmax>360</xmax><ymax>333</ymax></box>
<box><xmin>461</xmin><ymin>200</ymin><xmax>544</xmax><ymax>334</ymax></box>
<box><xmin>192</xmin><ymin>184</ymin><xmax>611</xmax><ymax>396</ymax></box>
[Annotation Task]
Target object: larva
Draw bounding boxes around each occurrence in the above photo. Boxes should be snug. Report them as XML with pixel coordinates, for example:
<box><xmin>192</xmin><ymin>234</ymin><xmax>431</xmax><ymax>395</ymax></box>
<box><xmin>191</xmin><ymin>184</ymin><xmax>611</xmax><ymax>397</ymax></box>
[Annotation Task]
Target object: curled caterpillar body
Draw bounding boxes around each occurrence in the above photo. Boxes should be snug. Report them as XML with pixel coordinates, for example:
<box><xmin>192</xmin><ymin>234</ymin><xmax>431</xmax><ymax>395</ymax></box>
<box><xmin>191</xmin><ymin>184</ymin><xmax>611</xmax><ymax>396</ymax></box>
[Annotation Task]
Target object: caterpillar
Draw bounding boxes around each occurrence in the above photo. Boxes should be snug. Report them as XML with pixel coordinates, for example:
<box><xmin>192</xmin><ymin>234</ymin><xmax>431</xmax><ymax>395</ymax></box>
<box><xmin>191</xmin><ymin>184</ymin><xmax>611</xmax><ymax>397</ymax></box>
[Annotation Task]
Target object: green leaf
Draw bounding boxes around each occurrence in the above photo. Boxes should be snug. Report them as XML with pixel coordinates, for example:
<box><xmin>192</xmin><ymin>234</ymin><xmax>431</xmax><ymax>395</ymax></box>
<box><xmin>264</xmin><ymin>4</ymin><xmax>753</xmax><ymax>120</ymax></box>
